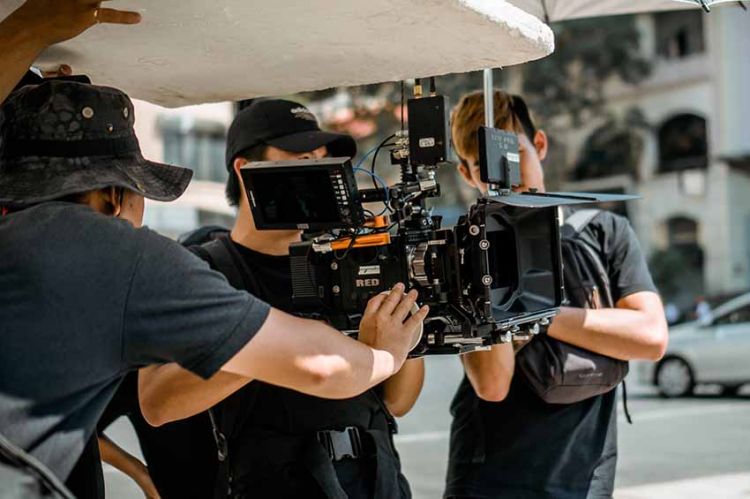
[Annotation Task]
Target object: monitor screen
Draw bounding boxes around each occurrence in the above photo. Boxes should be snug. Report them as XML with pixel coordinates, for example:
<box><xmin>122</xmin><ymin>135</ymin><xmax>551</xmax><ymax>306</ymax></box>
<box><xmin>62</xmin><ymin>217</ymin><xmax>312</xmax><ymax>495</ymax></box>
<box><xmin>250</xmin><ymin>169</ymin><xmax>340</xmax><ymax>226</ymax></box>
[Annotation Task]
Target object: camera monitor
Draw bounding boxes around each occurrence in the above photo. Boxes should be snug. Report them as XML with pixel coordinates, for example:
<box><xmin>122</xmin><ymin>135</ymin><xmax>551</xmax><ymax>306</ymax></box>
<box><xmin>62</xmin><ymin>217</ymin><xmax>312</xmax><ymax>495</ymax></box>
<box><xmin>478</xmin><ymin>127</ymin><xmax>521</xmax><ymax>188</ymax></box>
<box><xmin>240</xmin><ymin>157</ymin><xmax>366</xmax><ymax>230</ymax></box>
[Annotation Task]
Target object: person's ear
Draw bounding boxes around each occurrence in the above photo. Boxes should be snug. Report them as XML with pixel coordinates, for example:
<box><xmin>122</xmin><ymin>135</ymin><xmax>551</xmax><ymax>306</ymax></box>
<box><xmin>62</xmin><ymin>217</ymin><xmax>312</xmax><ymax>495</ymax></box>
<box><xmin>456</xmin><ymin>161</ymin><xmax>476</xmax><ymax>188</ymax></box>
<box><xmin>533</xmin><ymin>130</ymin><xmax>548</xmax><ymax>162</ymax></box>
<box><xmin>110</xmin><ymin>186</ymin><xmax>126</xmax><ymax>217</ymax></box>
<box><xmin>233</xmin><ymin>157</ymin><xmax>251</xmax><ymax>204</ymax></box>
<box><xmin>233</xmin><ymin>158</ymin><xmax>246</xmax><ymax>181</ymax></box>
<box><xmin>94</xmin><ymin>186</ymin><xmax>123</xmax><ymax>217</ymax></box>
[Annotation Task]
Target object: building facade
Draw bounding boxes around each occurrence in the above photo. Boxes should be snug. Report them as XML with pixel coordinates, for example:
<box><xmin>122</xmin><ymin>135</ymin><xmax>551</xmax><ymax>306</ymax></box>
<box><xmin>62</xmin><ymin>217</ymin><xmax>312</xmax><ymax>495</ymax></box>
<box><xmin>543</xmin><ymin>8</ymin><xmax>750</xmax><ymax>306</ymax></box>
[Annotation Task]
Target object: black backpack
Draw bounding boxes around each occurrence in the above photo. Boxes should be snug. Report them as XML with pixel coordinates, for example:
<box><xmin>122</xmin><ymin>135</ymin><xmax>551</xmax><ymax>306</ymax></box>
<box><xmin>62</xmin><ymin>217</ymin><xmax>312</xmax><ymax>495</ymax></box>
<box><xmin>516</xmin><ymin>209</ymin><xmax>630</xmax><ymax>406</ymax></box>
<box><xmin>0</xmin><ymin>432</ymin><xmax>74</xmax><ymax>499</ymax></box>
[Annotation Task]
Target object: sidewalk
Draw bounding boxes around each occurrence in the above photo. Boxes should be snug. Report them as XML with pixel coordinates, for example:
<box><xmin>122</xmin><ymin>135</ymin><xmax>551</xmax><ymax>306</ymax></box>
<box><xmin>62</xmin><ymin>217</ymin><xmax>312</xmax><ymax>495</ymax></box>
<box><xmin>617</xmin><ymin>472</ymin><xmax>750</xmax><ymax>498</ymax></box>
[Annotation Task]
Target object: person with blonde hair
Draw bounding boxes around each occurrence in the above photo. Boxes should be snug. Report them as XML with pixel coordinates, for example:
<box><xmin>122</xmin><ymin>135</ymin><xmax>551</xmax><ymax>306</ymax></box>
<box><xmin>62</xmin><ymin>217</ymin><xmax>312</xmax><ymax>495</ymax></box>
<box><xmin>445</xmin><ymin>89</ymin><xmax>668</xmax><ymax>499</ymax></box>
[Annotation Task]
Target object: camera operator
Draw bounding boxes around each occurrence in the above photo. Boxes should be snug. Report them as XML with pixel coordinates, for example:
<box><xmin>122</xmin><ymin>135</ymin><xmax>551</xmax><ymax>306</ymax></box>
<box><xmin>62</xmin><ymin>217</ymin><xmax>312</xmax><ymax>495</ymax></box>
<box><xmin>444</xmin><ymin>90</ymin><xmax>668</xmax><ymax>499</ymax></box>
<box><xmin>0</xmin><ymin>0</ymin><xmax>141</xmax><ymax>105</ymax></box>
<box><xmin>0</xmin><ymin>81</ymin><xmax>426</xmax><ymax>496</ymax></box>
<box><xmin>135</xmin><ymin>99</ymin><xmax>424</xmax><ymax>498</ymax></box>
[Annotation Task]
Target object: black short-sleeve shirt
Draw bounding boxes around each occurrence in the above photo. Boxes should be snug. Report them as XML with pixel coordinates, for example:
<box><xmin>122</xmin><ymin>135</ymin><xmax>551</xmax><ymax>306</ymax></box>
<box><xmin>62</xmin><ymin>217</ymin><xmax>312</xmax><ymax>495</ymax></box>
<box><xmin>445</xmin><ymin>210</ymin><xmax>657</xmax><ymax>499</ymax></box>
<box><xmin>0</xmin><ymin>203</ymin><xmax>270</xmax><ymax>481</ymax></box>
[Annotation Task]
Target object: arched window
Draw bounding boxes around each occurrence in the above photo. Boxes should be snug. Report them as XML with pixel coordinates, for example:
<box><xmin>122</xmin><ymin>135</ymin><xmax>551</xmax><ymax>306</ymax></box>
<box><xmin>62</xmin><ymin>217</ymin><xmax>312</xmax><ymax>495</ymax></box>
<box><xmin>573</xmin><ymin>124</ymin><xmax>641</xmax><ymax>180</ymax></box>
<box><xmin>658</xmin><ymin>114</ymin><xmax>708</xmax><ymax>173</ymax></box>
<box><xmin>667</xmin><ymin>216</ymin><xmax>699</xmax><ymax>247</ymax></box>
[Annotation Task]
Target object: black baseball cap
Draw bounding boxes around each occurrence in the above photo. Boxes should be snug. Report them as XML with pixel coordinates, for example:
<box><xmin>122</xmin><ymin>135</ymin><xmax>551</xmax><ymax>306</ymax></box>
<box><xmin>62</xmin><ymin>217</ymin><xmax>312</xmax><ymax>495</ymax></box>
<box><xmin>225</xmin><ymin>99</ymin><xmax>357</xmax><ymax>170</ymax></box>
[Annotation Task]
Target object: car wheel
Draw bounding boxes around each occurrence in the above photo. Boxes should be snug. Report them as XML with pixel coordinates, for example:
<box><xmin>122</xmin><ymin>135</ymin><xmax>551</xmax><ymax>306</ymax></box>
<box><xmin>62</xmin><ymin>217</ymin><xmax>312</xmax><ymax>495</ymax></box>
<box><xmin>656</xmin><ymin>357</ymin><xmax>695</xmax><ymax>398</ymax></box>
<box><xmin>721</xmin><ymin>384</ymin><xmax>743</xmax><ymax>397</ymax></box>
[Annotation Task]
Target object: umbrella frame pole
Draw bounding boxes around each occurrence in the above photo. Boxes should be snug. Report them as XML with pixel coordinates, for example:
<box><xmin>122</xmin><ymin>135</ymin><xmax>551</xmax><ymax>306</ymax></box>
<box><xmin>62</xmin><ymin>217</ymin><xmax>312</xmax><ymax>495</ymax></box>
<box><xmin>483</xmin><ymin>68</ymin><xmax>494</xmax><ymax>128</ymax></box>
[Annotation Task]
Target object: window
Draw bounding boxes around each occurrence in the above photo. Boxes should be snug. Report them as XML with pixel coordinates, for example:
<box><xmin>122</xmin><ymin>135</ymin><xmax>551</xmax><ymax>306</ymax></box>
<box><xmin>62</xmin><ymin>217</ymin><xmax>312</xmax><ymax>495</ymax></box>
<box><xmin>657</xmin><ymin>114</ymin><xmax>708</xmax><ymax>173</ymax></box>
<box><xmin>573</xmin><ymin>124</ymin><xmax>641</xmax><ymax>181</ymax></box>
<box><xmin>160</xmin><ymin>117</ymin><xmax>227</xmax><ymax>183</ymax></box>
<box><xmin>667</xmin><ymin>216</ymin><xmax>698</xmax><ymax>246</ymax></box>
<box><xmin>715</xmin><ymin>304</ymin><xmax>750</xmax><ymax>326</ymax></box>
<box><xmin>654</xmin><ymin>11</ymin><xmax>705</xmax><ymax>59</ymax></box>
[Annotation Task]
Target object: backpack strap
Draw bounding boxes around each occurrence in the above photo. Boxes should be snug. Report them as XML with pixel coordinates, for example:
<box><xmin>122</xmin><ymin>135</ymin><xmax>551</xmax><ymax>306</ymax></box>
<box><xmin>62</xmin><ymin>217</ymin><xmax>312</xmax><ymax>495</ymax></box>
<box><xmin>196</xmin><ymin>238</ymin><xmax>247</xmax><ymax>290</ymax></box>
<box><xmin>563</xmin><ymin>209</ymin><xmax>615</xmax><ymax>308</ymax></box>
<box><xmin>576</xmin><ymin>237</ymin><xmax>615</xmax><ymax>308</ymax></box>
<box><xmin>0</xmin><ymin>432</ymin><xmax>75</xmax><ymax>499</ymax></box>
<box><xmin>191</xmin><ymin>235</ymin><xmax>264</xmax><ymax>468</ymax></box>
<box><xmin>565</xmin><ymin>209</ymin><xmax>632</xmax><ymax>421</ymax></box>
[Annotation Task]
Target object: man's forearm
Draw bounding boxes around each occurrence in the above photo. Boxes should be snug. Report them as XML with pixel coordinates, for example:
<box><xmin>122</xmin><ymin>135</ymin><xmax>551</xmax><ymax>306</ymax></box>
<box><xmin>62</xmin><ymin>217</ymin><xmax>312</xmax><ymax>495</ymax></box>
<box><xmin>138</xmin><ymin>365</ymin><xmax>251</xmax><ymax>426</ymax></box>
<box><xmin>0</xmin><ymin>10</ymin><xmax>46</xmax><ymax>104</ymax></box>
<box><xmin>461</xmin><ymin>343</ymin><xmax>514</xmax><ymax>402</ymax></box>
<box><xmin>548</xmin><ymin>303</ymin><xmax>667</xmax><ymax>361</ymax></box>
<box><xmin>382</xmin><ymin>358</ymin><xmax>425</xmax><ymax>417</ymax></box>
<box><xmin>221</xmin><ymin>309</ymin><xmax>403</xmax><ymax>400</ymax></box>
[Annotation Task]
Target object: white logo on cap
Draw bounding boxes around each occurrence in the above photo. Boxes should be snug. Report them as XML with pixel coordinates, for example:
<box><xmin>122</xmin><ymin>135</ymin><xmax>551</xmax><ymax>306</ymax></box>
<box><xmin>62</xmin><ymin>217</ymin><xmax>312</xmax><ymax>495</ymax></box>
<box><xmin>290</xmin><ymin>107</ymin><xmax>317</xmax><ymax>122</ymax></box>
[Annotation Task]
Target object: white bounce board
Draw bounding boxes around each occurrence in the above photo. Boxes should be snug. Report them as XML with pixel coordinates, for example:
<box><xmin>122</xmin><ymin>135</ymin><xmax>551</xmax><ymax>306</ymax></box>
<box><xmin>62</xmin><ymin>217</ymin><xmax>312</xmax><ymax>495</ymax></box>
<box><xmin>1</xmin><ymin>0</ymin><xmax>553</xmax><ymax>107</ymax></box>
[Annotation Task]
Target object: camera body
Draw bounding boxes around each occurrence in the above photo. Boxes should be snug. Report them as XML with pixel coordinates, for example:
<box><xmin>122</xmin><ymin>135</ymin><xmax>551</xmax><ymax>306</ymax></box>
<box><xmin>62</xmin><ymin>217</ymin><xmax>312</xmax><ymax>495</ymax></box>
<box><xmin>288</xmin><ymin>198</ymin><xmax>563</xmax><ymax>354</ymax></box>
<box><xmin>241</xmin><ymin>92</ymin><xmax>633</xmax><ymax>355</ymax></box>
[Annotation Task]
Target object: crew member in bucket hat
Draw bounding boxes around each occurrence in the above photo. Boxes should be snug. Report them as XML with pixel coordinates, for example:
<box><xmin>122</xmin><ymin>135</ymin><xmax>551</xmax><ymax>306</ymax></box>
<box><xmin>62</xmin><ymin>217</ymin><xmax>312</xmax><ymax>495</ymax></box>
<box><xmin>0</xmin><ymin>80</ymin><xmax>191</xmax><ymax>207</ymax></box>
<box><xmin>0</xmin><ymin>81</ymin><xmax>426</xmax><ymax>491</ymax></box>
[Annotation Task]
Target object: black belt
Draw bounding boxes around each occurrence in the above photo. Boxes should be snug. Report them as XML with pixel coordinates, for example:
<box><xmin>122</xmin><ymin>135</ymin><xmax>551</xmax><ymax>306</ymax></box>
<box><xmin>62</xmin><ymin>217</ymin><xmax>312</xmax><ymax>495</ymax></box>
<box><xmin>316</xmin><ymin>427</ymin><xmax>364</xmax><ymax>461</ymax></box>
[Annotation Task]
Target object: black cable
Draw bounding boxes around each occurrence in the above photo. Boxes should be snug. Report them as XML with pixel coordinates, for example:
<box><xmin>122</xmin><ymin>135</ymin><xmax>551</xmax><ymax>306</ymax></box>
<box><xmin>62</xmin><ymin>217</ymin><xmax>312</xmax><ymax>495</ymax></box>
<box><xmin>370</xmin><ymin>133</ymin><xmax>397</xmax><ymax>190</ymax></box>
<box><xmin>334</xmin><ymin>229</ymin><xmax>362</xmax><ymax>261</ymax></box>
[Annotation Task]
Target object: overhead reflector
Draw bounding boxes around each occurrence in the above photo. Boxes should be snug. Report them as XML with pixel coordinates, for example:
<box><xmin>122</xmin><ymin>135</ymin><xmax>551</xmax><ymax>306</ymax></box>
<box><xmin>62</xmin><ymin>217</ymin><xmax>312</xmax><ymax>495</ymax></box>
<box><xmin>0</xmin><ymin>0</ymin><xmax>554</xmax><ymax>107</ymax></box>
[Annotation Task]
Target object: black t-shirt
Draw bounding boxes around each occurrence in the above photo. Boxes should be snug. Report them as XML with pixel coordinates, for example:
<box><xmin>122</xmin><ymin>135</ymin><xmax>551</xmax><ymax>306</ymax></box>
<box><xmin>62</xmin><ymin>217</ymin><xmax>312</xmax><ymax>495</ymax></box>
<box><xmin>220</xmin><ymin>241</ymin><xmax>393</xmax><ymax>498</ymax></box>
<box><xmin>445</xmin><ymin>210</ymin><xmax>657</xmax><ymax>499</ymax></box>
<box><xmin>123</xmin><ymin>238</ymin><xmax>391</xmax><ymax>498</ymax></box>
<box><xmin>228</xmin><ymin>242</ymin><xmax>386</xmax><ymax>434</ymax></box>
<box><xmin>0</xmin><ymin>203</ymin><xmax>271</xmax><ymax>482</ymax></box>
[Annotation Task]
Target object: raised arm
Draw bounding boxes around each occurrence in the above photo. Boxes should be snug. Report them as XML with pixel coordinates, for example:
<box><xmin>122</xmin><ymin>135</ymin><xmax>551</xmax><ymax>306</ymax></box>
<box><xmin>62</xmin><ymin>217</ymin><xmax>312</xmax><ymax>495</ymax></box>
<box><xmin>547</xmin><ymin>291</ymin><xmax>668</xmax><ymax>361</ymax></box>
<box><xmin>0</xmin><ymin>0</ymin><xmax>140</xmax><ymax>104</ymax></box>
<box><xmin>139</xmin><ymin>286</ymin><xmax>428</xmax><ymax>425</ymax></box>
<box><xmin>221</xmin><ymin>288</ymin><xmax>427</xmax><ymax>397</ymax></box>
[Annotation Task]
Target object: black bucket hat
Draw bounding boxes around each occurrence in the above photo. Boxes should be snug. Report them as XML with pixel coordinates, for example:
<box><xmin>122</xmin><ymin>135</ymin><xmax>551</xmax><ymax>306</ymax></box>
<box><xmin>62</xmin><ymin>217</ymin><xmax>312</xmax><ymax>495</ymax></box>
<box><xmin>225</xmin><ymin>99</ymin><xmax>357</xmax><ymax>169</ymax></box>
<box><xmin>0</xmin><ymin>80</ymin><xmax>192</xmax><ymax>206</ymax></box>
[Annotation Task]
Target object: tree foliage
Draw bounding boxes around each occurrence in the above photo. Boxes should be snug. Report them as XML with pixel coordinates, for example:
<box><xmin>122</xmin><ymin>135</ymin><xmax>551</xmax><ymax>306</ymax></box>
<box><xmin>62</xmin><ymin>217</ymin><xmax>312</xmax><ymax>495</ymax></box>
<box><xmin>522</xmin><ymin>15</ymin><xmax>651</xmax><ymax>122</ymax></box>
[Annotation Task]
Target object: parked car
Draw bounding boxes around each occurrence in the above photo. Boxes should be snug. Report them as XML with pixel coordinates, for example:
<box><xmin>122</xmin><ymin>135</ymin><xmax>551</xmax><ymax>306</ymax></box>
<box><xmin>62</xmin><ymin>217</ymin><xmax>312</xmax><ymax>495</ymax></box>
<box><xmin>637</xmin><ymin>292</ymin><xmax>750</xmax><ymax>397</ymax></box>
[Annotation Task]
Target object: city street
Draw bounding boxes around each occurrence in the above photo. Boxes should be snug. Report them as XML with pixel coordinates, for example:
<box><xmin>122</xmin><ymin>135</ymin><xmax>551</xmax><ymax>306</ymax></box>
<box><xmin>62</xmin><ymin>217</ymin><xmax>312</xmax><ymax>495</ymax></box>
<box><xmin>105</xmin><ymin>356</ymin><xmax>750</xmax><ymax>498</ymax></box>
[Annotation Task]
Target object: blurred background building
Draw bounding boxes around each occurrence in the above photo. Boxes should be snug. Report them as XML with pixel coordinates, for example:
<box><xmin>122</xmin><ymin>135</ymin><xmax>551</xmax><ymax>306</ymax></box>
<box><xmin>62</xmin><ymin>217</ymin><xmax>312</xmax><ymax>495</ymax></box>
<box><xmin>132</xmin><ymin>6</ymin><xmax>750</xmax><ymax>316</ymax></box>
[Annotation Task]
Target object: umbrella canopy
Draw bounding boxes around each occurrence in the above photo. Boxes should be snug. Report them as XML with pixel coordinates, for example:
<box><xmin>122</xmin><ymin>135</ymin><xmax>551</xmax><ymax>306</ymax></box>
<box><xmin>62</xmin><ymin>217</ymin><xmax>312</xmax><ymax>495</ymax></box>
<box><xmin>0</xmin><ymin>0</ymin><xmax>553</xmax><ymax>107</ymax></box>
<box><xmin>509</xmin><ymin>0</ymin><xmax>740</xmax><ymax>22</ymax></box>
